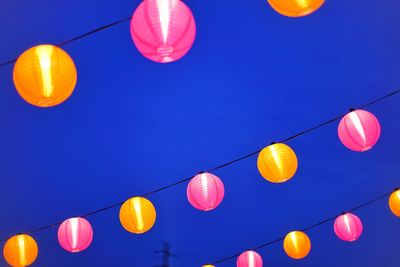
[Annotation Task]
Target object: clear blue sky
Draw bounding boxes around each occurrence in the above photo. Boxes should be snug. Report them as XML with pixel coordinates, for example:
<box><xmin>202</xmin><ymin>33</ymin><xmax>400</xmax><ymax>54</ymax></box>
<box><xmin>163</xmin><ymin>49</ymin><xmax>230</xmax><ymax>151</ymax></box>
<box><xmin>0</xmin><ymin>0</ymin><xmax>399</xmax><ymax>266</ymax></box>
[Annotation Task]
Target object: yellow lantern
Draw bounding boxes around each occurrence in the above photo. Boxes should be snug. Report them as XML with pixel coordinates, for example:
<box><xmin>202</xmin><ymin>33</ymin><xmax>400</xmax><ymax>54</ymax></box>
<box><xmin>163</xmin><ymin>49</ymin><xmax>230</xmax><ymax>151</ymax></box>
<box><xmin>13</xmin><ymin>44</ymin><xmax>77</xmax><ymax>107</ymax></box>
<box><xmin>267</xmin><ymin>0</ymin><xmax>325</xmax><ymax>17</ymax></box>
<box><xmin>202</xmin><ymin>265</ymin><xmax>215</xmax><ymax>267</ymax></box>
<box><xmin>3</xmin><ymin>234</ymin><xmax>38</xmax><ymax>267</ymax></box>
<box><xmin>283</xmin><ymin>231</ymin><xmax>311</xmax><ymax>260</ymax></box>
<box><xmin>257</xmin><ymin>143</ymin><xmax>298</xmax><ymax>183</ymax></box>
<box><xmin>119</xmin><ymin>197</ymin><xmax>157</xmax><ymax>234</ymax></box>
<box><xmin>389</xmin><ymin>189</ymin><xmax>400</xmax><ymax>217</ymax></box>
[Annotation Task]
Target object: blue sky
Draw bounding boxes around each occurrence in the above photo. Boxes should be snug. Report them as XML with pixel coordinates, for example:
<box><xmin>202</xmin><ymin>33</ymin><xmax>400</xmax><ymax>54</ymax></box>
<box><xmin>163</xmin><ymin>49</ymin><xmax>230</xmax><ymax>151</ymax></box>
<box><xmin>0</xmin><ymin>0</ymin><xmax>399</xmax><ymax>266</ymax></box>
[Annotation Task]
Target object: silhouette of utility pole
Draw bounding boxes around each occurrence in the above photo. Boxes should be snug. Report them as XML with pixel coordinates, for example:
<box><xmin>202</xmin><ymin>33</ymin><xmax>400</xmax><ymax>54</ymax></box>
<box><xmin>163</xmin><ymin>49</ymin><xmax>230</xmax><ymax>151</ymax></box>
<box><xmin>154</xmin><ymin>241</ymin><xmax>178</xmax><ymax>267</ymax></box>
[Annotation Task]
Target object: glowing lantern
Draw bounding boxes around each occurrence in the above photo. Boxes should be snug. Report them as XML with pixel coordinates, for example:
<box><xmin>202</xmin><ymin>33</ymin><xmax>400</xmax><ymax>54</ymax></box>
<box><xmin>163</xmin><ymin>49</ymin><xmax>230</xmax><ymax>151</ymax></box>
<box><xmin>338</xmin><ymin>109</ymin><xmax>381</xmax><ymax>152</ymax></box>
<box><xmin>130</xmin><ymin>0</ymin><xmax>196</xmax><ymax>63</ymax></box>
<box><xmin>257</xmin><ymin>143</ymin><xmax>298</xmax><ymax>183</ymax></box>
<box><xmin>237</xmin><ymin>250</ymin><xmax>263</xmax><ymax>267</ymax></box>
<box><xmin>334</xmin><ymin>212</ymin><xmax>363</xmax><ymax>242</ymax></box>
<box><xmin>267</xmin><ymin>0</ymin><xmax>325</xmax><ymax>17</ymax></box>
<box><xmin>119</xmin><ymin>197</ymin><xmax>156</xmax><ymax>234</ymax></box>
<box><xmin>187</xmin><ymin>172</ymin><xmax>225</xmax><ymax>211</ymax></box>
<box><xmin>3</xmin><ymin>234</ymin><xmax>38</xmax><ymax>267</ymax></box>
<box><xmin>389</xmin><ymin>190</ymin><xmax>400</xmax><ymax>217</ymax></box>
<box><xmin>202</xmin><ymin>265</ymin><xmax>215</xmax><ymax>267</ymax></box>
<box><xmin>13</xmin><ymin>45</ymin><xmax>77</xmax><ymax>107</ymax></box>
<box><xmin>283</xmin><ymin>231</ymin><xmax>311</xmax><ymax>260</ymax></box>
<box><xmin>58</xmin><ymin>217</ymin><xmax>93</xmax><ymax>253</ymax></box>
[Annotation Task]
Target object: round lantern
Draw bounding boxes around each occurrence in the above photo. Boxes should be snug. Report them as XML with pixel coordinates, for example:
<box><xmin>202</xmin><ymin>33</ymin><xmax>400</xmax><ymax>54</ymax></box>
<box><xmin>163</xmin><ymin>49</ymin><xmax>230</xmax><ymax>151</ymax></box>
<box><xmin>237</xmin><ymin>250</ymin><xmax>263</xmax><ymax>267</ymax></box>
<box><xmin>187</xmin><ymin>172</ymin><xmax>225</xmax><ymax>211</ymax></box>
<box><xmin>119</xmin><ymin>197</ymin><xmax>157</xmax><ymax>234</ymax></box>
<box><xmin>389</xmin><ymin>189</ymin><xmax>400</xmax><ymax>217</ymax></box>
<box><xmin>3</xmin><ymin>234</ymin><xmax>38</xmax><ymax>267</ymax></box>
<box><xmin>202</xmin><ymin>265</ymin><xmax>215</xmax><ymax>267</ymax></box>
<box><xmin>267</xmin><ymin>0</ymin><xmax>325</xmax><ymax>17</ymax></box>
<box><xmin>58</xmin><ymin>217</ymin><xmax>93</xmax><ymax>253</ymax></box>
<box><xmin>13</xmin><ymin>44</ymin><xmax>77</xmax><ymax>107</ymax></box>
<box><xmin>257</xmin><ymin>143</ymin><xmax>298</xmax><ymax>183</ymax></box>
<box><xmin>283</xmin><ymin>231</ymin><xmax>311</xmax><ymax>260</ymax></box>
<box><xmin>338</xmin><ymin>109</ymin><xmax>381</xmax><ymax>152</ymax></box>
<box><xmin>130</xmin><ymin>0</ymin><xmax>196</xmax><ymax>63</ymax></box>
<box><xmin>334</xmin><ymin>212</ymin><xmax>363</xmax><ymax>242</ymax></box>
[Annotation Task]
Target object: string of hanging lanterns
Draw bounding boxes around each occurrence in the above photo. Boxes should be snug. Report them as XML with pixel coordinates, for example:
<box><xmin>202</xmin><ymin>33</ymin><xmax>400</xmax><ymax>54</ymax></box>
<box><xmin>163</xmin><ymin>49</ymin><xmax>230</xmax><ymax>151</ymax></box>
<box><xmin>0</xmin><ymin>0</ymin><xmax>327</xmax><ymax>107</ymax></box>
<box><xmin>204</xmin><ymin>188</ymin><xmax>400</xmax><ymax>266</ymax></box>
<box><xmin>0</xmin><ymin>88</ymin><xmax>398</xmax><ymax>267</ymax></box>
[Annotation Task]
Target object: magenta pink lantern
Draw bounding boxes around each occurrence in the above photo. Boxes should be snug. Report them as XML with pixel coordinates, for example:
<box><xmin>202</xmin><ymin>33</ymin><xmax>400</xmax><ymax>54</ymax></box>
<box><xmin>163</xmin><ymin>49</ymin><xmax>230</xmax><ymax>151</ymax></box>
<box><xmin>338</xmin><ymin>109</ymin><xmax>381</xmax><ymax>152</ymax></box>
<box><xmin>187</xmin><ymin>172</ymin><xmax>225</xmax><ymax>211</ymax></box>
<box><xmin>130</xmin><ymin>0</ymin><xmax>196</xmax><ymax>63</ymax></box>
<box><xmin>334</xmin><ymin>212</ymin><xmax>363</xmax><ymax>242</ymax></box>
<box><xmin>58</xmin><ymin>217</ymin><xmax>93</xmax><ymax>253</ymax></box>
<box><xmin>237</xmin><ymin>250</ymin><xmax>263</xmax><ymax>267</ymax></box>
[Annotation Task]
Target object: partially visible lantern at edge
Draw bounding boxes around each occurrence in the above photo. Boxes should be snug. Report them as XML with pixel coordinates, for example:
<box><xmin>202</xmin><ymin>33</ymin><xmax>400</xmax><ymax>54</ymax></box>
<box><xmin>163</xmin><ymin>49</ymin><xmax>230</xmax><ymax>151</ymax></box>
<box><xmin>13</xmin><ymin>44</ymin><xmax>77</xmax><ymax>107</ymax></box>
<box><xmin>267</xmin><ymin>0</ymin><xmax>325</xmax><ymax>17</ymax></box>
<box><xmin>389</xmin><ymin>189</ymin><xmax>400</xmax><ymax>217</ymax></box>
<box><xmin>338</xmin><ymin>109</ymin><xmax>381</xmax><ymax>152</ymax></box>
<box><xmin>237</xmin><ymin>250</ymin><xmax>263</xmax><ymax>267</ymax></box>
<box><xmin>334</xmin><ymin>212</ymin><xmax>363</xmax><ymax>242</ymax></box>
<box><xmin>202</xmin><ymin>265</ymin><xmax>215</xmax><ymax>267</ymax></box>
<box><xmin>257</xmin><ymin>143</ymin><xmax>298</xmax><ymax>183</ymax></box>
<box><xmin>119</xmin><ymin>197</ymin><xmax>157</xmax><ymax>234</ymax></box>
<box><xmin>130</xmin><ymin>0</ymin><xmax>196</xmax><ymax>63</ymax></box>
<box><xmin>58</xmin><ymin>217</ymin><xmax>93</xmax><ymax>253</ymax></box>
<box><xmin>187</xmin><ymin>172</ymin><xmax>225</xmax><ymax>211</ymax></box>
<box><xmin>3</xmin><ymin>234</ymin><xmax>38</xmax><ymax>267</ymax></box>
<box><xmin>283</xmin><ymin>231</ymin><xmax>311</xmax><ymax>260</ymax></box>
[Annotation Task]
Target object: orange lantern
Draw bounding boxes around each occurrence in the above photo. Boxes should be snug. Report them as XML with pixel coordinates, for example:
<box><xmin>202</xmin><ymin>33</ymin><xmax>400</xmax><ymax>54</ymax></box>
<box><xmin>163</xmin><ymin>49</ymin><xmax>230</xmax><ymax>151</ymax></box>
<box><xmin>202</xmin><ymin>265</ymin><xmax>215</xmax><ymax>267</ymax></box>
<box><xmin>13</xmin><ymin>44</ymin><xmax>77</xmax><ymax>107</ymax></box>
<box><xmin>283</xmin><ymin>231</ymin><xmax>311</xmax><ymax>260</ymax></box>
<box><xmin>389</xmin><ymin>189</ymin><xmax>400</xmax><ymax>217</ymax></box>
<box><xmin>119</xmin><ymin>197</ymin><xmax>157</xmax><ymax>234</ymax></box>
<box><xmin>257</xmin><ymin>143</ymin><xmax>298</xmax><ymax>183</ymax></box>
<box><xmin>3</xmin><ymin>234</ymin><xmax>38</xmax><ymax>267</ymax></box>
<box><xmin>267</xmin><ymin>0</ymin><xmax>325</xmax><ymax>17</ymax></box>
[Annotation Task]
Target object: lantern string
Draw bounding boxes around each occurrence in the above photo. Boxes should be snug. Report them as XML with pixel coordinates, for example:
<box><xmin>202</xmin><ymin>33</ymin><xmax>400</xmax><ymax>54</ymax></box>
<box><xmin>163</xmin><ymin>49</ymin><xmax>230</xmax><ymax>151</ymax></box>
<box><xmin>209</xmin><ymin>188</ymin><xmax>395</xmax><ymax>265</ymax></box>
<box><xmin>0</xmin><ymin>89</ymin><xmax>399</xmax><ymax>242</ymax></box>
<box><xmin>0</xmin><ymin>16</ymin><xmax>132</xmax><ymax>68</ymax></box>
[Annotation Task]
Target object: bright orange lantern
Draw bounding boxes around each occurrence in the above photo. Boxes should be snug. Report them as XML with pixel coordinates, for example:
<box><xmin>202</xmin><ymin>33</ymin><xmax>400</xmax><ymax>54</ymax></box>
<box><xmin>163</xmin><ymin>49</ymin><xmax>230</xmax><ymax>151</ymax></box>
<box><xmin>283</xmin><ymin>231</ymin><xmax>311</xmax><ymax>260</ymax></box>
<box><xmin>257</xmin><ymin>143</ymin><xmax>298</xmax><ymax>183</ymax></box>
<box><xmin>389</xmin><ymin>189</ymin><xmax>400</xmax><ymax>217</ymax></box>
<box><xmin>119</xmin><ymin>197</ymin><xmax>157</xmax><ymax>234</ymax></box>
<box><xmin>13</xmin><ymin>44</ymin><xmax>77</xmax><ymax>107</ymax></box>
<box><xmin>267</xmin><ymin>0</ymin><xmax>325</xmax><ymax>17</ymax></box>
<box><xmin>3</xmin><ymin>234</ymin><xmax>38</xmax><ymax>267</ymax></box>
<box><xmin>202</xmin><ymin>265</ymin><xmax>215</xmax><ymax>267</ymax></box>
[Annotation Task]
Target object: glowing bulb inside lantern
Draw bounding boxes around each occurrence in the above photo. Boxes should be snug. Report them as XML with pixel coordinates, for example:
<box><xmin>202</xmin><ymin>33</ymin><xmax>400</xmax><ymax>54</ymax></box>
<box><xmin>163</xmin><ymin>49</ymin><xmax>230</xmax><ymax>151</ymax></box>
<box><xmin>36</xmin><ymin>45</ymin><xmax>55</xmax><ymax>98</ymax></box>
<box><xmin>133</xmin><ymin>197</ymin><xmax>145</xmax><ymax>231</ymax></box>
<box><xmin>17</xmin><ymin>235</ymin><xmax>27</xmax><ymax>267</ymax></box>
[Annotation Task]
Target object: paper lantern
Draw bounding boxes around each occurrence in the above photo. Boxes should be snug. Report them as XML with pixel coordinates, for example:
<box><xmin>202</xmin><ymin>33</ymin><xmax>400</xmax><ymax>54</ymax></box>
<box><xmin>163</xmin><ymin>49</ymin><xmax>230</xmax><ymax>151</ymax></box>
<box><xmin>283</xmin><ymin>231</ymin><xmax>311</xmax><ymax>259</ymax></box>
<box><xmin>3</xmin><ymin>234</ymin><xmax>38</xmax><ymax>267</ymax></box>
<box><xmin>119</xmin><ymin>197</ymin><xmax>156</xmax><ymax>234</ymax></box>
<box><xmin>58</xmin><ymin>217</ymin><xmax>93</xmax><ymax>253</ymax></box>
<box><xmin>334</xmin><ymin>212</ymin><xmax>363</xmax><ymax>242</ymax></box>
<box><xmin>257</xmin><ymin>143</ymin><xmax>298</xmax><ymax>183</ymax></box>
<box><xmin>202</xmin><ymin>265</ymin><xmax>215</xmax><ymax>267</ymax></box>
<box><xmin>389</xmin><ymin>190</ymin><xmax>400</xmax><ymax>217</ymax></box>
<box><xmin>237</xmin><ymin>250</ymin><xmax>263</xmax><ymax>267</ymax></box>
<box><xmin>267</xmin><ymin>0</ymin><xmax>325</xmax><ymax>17</ymax></box>
<box><xmin>130</xmin><ymin>0</ymin><xmax>196</xmax><ymax>63</ymax></box>
<box><xmin>13</xmin><ymin>44</ymin><xmax>77</xmax><ymax>107</ymax></box>
<box><xmin>338</xmin><ymin>109</ymin><xmax>381</xmax><ymax>152</ymax></box>
<box><xmin>187</xmin><ymin>172</ymin><xmax>225</xmax><ymax>211</ymax></box>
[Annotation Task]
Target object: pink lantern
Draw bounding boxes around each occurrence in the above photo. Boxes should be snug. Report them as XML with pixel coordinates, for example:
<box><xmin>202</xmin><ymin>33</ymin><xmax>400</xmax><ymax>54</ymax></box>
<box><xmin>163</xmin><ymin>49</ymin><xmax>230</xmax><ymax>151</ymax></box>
<box><xmin>187</xmin><ymin>172</ymin><xmax>225</xmax><ymax>211</ymax></box>
<box><xmin>130</xmin><ymin>0</ymin><xmax>196</xmax><ymax>63</ymax></box>
<box><xmin>237</xmin><ymin>250</ymin><xmax>263</xmax><ymax>267</ymax></box>
<box><xmin>338</xmin><ymin>109</ymin><xmax>381</xmax><ymax>152</ymax></box>
<box><xmin>58</xmin><ymin>217</ymin><xmax>93</xmax><ymax>253</ymax></box>
<box><xmin>334</xmin><ymin>212</ymin><xmax>363</xmax><ymax>242</ymax></box>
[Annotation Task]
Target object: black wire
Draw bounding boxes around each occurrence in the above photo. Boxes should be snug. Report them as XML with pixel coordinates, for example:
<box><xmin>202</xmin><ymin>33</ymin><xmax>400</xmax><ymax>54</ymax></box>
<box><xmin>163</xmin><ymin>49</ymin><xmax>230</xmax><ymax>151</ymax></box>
<box><xmin>209</xmin><ymin>188</ymin><xmax>398</xmax><ymax>265</ymax></box>
<box><xmin>0</xmin><ymin>88</ymin><xmax>398</xmax><ymax>243</ymax></box>
<box><xmin>0</xmin><ymin>16</ymin><xmax>132</xmax><ymax>68</ymax></box>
